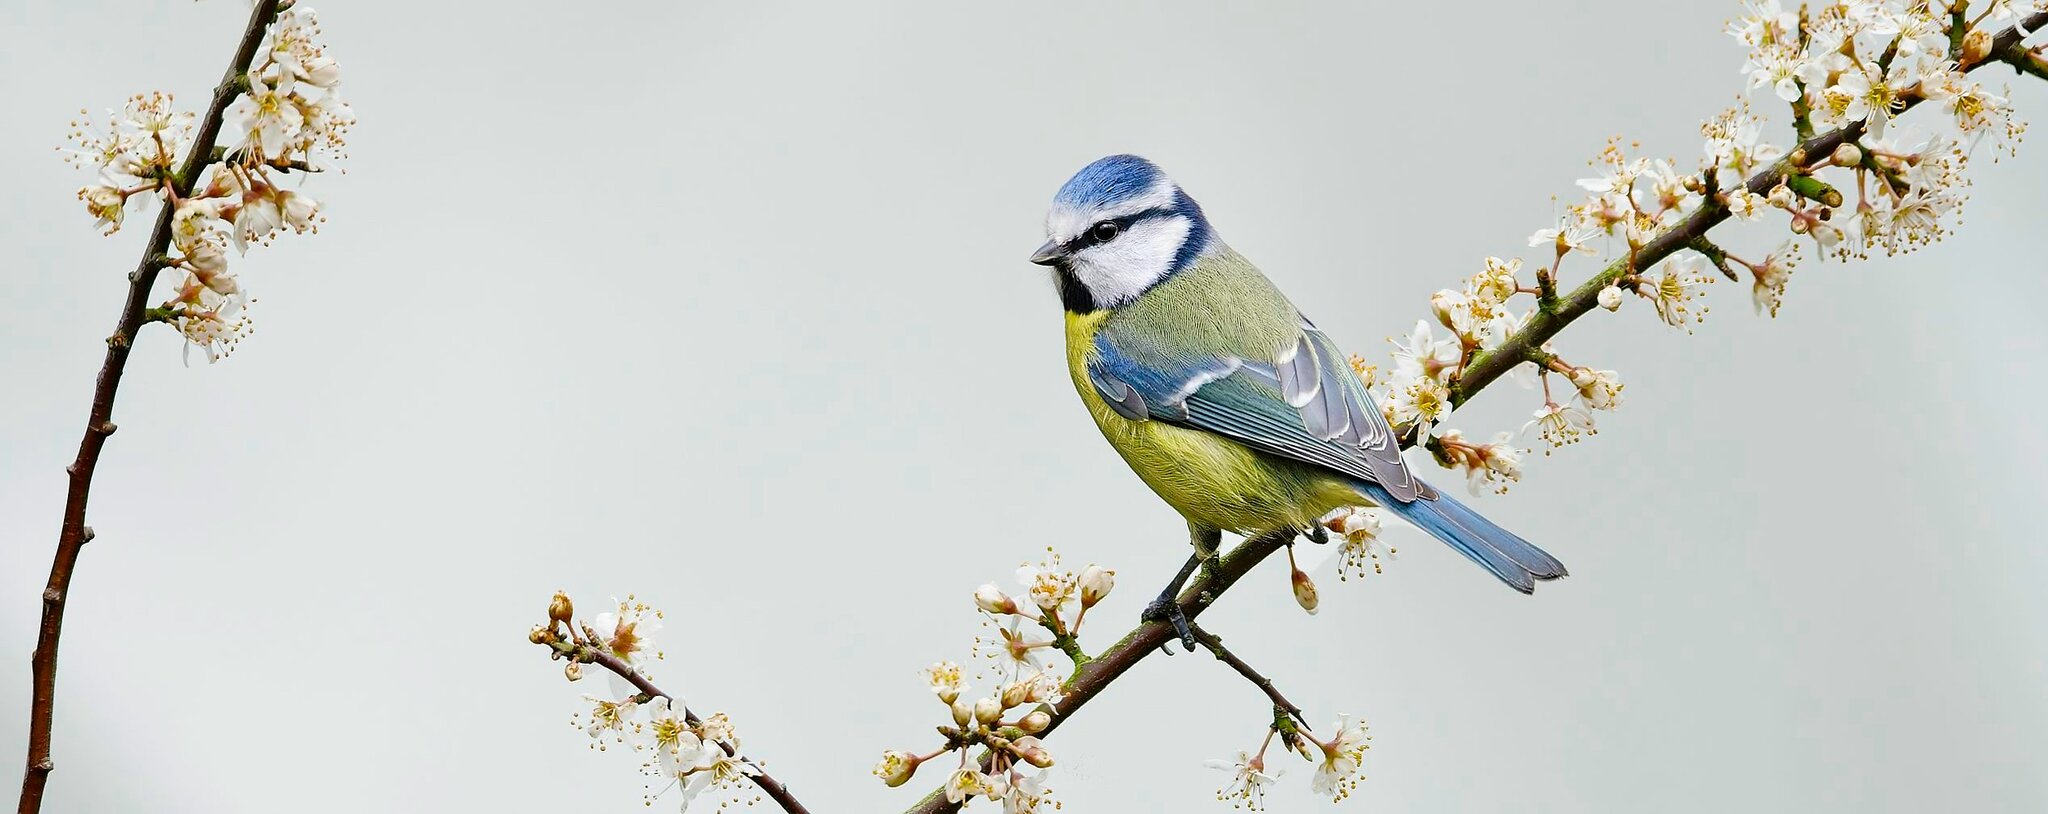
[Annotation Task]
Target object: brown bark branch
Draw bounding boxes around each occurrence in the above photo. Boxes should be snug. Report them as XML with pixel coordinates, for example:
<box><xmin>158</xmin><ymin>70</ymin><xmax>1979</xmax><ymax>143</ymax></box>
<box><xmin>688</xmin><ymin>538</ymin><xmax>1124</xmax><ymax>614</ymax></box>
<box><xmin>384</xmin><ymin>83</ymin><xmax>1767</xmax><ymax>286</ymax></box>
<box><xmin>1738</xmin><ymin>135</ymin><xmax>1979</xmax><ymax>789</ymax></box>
<box><xmin>1188</xmin><ymin>622</ymin><xmax>1310</xmax><ymax>730</ymax></box>
<box><xmin>17</xmin><ymin>2</ymin><xmax>283</xmax><ymax>812</ymax></box>
<box><xmin>902</xmin><ymin>11</ymin><xmax>2048</xmax><ymax>814</ymax></box>
<box><xmin>533</xmin><ymin>635</ymin><xmax>813</xmax><ymax>814</ymax></box>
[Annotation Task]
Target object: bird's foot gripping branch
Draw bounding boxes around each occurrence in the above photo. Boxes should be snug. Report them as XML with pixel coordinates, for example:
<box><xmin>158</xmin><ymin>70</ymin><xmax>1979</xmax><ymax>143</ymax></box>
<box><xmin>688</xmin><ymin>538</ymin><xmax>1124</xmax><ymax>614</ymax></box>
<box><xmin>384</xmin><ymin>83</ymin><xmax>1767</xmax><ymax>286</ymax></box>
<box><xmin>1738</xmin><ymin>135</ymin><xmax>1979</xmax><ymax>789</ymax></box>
<box><xmin>523</xmin><ymin>3</ymin><xmax>2048</xmax><ymax>812</ymax></box>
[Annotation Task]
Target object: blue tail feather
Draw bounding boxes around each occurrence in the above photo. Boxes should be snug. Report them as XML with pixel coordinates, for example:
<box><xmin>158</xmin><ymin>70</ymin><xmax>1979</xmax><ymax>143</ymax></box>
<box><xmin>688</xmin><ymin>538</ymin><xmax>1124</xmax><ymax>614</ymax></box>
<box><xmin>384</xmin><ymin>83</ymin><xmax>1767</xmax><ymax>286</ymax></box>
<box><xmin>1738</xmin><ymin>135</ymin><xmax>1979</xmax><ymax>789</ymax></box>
<box><xmin>1356</xmin><ymin>479</ymin><xmax>1567</xmax><ymax>594</ymax></box>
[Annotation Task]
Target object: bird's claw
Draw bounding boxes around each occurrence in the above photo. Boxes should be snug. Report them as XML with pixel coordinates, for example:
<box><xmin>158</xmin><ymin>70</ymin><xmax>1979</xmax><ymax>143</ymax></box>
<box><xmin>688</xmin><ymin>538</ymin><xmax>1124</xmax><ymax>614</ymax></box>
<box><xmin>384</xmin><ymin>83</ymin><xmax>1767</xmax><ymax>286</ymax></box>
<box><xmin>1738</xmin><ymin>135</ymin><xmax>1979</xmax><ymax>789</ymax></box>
<box><xmin>1141</xmin><ymin>596</ymin><xmax>1199</xmax><ymax>654</ymax></box>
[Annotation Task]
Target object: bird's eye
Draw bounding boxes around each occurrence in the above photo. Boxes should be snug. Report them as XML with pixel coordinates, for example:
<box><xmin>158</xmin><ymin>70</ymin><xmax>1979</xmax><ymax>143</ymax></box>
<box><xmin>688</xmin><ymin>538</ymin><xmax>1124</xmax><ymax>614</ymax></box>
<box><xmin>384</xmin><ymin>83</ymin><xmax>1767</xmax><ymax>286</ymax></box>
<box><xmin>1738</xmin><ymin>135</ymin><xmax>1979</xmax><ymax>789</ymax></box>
<box><xmin>1089</xmin><ymin>221</ymin><xmax>1122</xmax><ymax>242</ymax></box>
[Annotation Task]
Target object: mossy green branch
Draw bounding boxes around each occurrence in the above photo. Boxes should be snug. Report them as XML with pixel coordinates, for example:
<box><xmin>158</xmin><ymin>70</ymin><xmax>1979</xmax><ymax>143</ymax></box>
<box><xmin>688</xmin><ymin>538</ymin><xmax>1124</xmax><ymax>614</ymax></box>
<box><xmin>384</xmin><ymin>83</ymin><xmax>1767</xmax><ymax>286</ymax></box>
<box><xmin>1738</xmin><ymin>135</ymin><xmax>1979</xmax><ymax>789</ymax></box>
<box><xmin>1785</xmin><ymin>173</ymin><xmax>1843</xmax><ymax>207</ymax></box>
<box><xmin>2000</xmin><ymin>41</ymin><xmax>2048</xmax><ymax>82</ymax></box>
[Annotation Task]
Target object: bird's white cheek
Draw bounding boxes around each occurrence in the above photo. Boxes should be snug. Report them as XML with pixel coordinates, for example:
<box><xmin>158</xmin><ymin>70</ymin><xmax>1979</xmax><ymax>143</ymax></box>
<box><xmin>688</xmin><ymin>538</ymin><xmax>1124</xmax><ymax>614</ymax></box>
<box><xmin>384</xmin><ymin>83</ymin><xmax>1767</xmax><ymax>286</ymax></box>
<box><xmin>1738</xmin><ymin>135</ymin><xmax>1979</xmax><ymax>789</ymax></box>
<box><xmin>1072</xmin><ymin>216</ymin><xmax>1192</xmax><ymax>307</ymax></box>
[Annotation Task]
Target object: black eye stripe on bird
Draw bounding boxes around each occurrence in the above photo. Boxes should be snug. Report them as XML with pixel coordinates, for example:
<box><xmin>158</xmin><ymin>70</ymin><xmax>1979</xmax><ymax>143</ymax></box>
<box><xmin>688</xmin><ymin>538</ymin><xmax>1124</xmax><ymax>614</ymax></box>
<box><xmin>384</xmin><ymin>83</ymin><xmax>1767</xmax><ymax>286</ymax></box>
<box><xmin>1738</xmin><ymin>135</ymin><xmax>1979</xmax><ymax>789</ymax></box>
<box><xmin>1032</xmin><ymin>154</ymin><xmax>1567</xmax><ymax>648</ymax></box>
<box><xmin>1059</xmin><ymin>206</ymin><xmax>1177</xmax><ymax>254</ymax></box>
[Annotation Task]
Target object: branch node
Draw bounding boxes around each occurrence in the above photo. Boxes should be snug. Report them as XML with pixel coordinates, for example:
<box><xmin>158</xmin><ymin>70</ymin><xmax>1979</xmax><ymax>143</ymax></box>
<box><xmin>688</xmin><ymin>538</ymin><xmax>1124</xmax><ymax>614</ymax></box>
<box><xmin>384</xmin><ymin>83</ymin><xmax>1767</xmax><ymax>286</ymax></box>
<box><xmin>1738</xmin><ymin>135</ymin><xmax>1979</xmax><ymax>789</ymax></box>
<box><xmin>1784</xmin><ymin>173</ymin><xmax>1843</xmax><ymax>208</ymax></box>
<box><xmin>1685</xmin><ymin>236</ymin><xmax>1740</xmax><ymax>281</ymax></box>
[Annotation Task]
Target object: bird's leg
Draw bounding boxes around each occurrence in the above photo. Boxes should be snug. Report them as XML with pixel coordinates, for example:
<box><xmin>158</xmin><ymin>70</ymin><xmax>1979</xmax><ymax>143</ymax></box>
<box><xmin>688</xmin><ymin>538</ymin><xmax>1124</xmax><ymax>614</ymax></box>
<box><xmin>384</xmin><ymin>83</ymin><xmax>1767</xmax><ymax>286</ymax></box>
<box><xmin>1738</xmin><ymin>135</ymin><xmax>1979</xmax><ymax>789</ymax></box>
<box><xmin>1142</xmin><ymin>526</ymin><xmax>1221</xmax><ymax>654</ymax></box>
<box><xmin>1141</xmin><ymin>552</ymin><xmax>1204</xmax><ymax>652</ymax></box>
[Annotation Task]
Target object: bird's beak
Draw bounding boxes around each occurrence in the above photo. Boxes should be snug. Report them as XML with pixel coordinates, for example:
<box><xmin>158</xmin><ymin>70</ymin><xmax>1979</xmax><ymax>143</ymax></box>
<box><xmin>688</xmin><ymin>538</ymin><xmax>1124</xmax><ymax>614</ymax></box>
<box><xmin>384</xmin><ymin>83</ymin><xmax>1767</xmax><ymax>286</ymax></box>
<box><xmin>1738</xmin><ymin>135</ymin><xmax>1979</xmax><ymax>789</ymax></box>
<box><xmin>1028</xmin><ymin>240</ymin><xmax>1064</xmax><ymax>267</ymax></box>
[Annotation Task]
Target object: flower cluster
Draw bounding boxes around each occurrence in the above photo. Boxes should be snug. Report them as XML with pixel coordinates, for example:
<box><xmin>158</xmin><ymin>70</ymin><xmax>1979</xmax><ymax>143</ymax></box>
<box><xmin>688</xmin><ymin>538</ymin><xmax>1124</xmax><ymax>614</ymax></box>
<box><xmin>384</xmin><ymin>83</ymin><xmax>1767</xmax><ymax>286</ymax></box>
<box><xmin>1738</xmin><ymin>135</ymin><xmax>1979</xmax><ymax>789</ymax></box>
<box><xmin>873</xmin><ymin>550</ymin><xmax>1110</xmax><ymax>810</ymax></box>
<box><xmin>1366</xmin><ymin>0</ymin><xmax>2040</xmax><ymax>492</ymax></box>
<box><xmin>1207</xmin><ymin>713</ymin><xmax>1372</xmax><ymax>810</ymax></box>
<box><xmin>62</xmin><ymin>5</ymin><xmax>352</xmax><ymax>362</ymax></box>
<box><xmin>531</xmin><ymin>592</ymin><xmax>761</xmax><ymax>813</ymax></box>
<box><xmin>1728</xmin><ymin>0</ymin><xmax>2027</xmax><ymax>261</ymax></box>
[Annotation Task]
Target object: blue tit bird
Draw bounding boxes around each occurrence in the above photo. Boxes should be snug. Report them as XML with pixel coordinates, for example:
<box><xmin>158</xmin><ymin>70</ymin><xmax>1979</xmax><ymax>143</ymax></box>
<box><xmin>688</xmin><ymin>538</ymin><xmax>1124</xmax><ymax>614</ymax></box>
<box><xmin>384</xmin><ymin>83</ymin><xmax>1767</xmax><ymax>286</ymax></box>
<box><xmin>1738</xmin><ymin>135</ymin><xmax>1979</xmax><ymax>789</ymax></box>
<box><xmin>1029</xmin><ymin>155</ymin><xmax>1566</xmax><ymax>646</ymax></box>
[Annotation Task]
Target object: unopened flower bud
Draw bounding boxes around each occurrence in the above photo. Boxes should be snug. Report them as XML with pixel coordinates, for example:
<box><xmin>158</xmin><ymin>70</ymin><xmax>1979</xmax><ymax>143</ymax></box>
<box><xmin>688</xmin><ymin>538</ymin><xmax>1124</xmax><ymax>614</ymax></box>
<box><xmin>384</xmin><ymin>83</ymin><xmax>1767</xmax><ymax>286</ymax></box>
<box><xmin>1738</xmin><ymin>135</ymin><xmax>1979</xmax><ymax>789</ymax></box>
<box><xmin>1830</xmin><ymin>143</ymin><xmax>1862</xmax><ymax>167</ymax></box>
<box><xmin>1289</xmin><ymin>731</ymin><xmax>1318</xmax><ymax>762</ymax></box>
<box><xmin>1597</xmin><ymin>285</ymin><xmax>1624</xmax><ymax>311</ymax></box>
<box><xmin>974</xmin><ymin>583</ymin><xmax>1018</xmax><ymax>615</ymax></box>
<box><xmin>1078</xmin><ymin>564</ymin><xmax>1114</xmax><ymax>608</ymax></box>
<box><xmin>1430</xmin><ymin>290</ymin><xmax>1458</xmax><ymax>331</ymax></box>
<box><xmin>1012</xmin><ymin>736</ymin><xmax>1055</xmax><ymax>769</ymax></box>
<box><xmin>1000</xmin><ymin>681</ymin><xmax>1031</xmax><ymax>710</ymax></box>
<box><xmin>548</xmin><ymin>591</ymin><xmax>574</xmax><ymax>626</ymax></box>
<box><xmin>1962</xmin><ymin>29</ymin><xmax>1993</xmax><ymax>64</ymax></box>
<box><xmin>564</xmin><ymin>661</ymin><xmax>583</xmax><ymax>681</ymax></box>
<box><xmin>973</xmin><ymin>696</ymin><xmax>1003</xmax><ymax>726</ymax></box>
<box><xmin>1019</xmin><ymin>709</ymin><xmax>1052</xmax><ymax>733</ymax></box>
<box><xmin>872</xmin><ymin>750</ymin><xmax>921</xmax><ymax>787</ymax></box>
<box><xmin>528</xmin><ymin>624</ymin><xmax>551</xmax><ymax>644</ymax></box>
<box><xmin>1767</xmin><ymin>184</ymin><xmax>1795</xmax><ymax>208</ymax></box>
<box><xmin>299</xmin><ymin>55</ymin><xmax>343</xmax><ymax>88</ymax></box>
<box><xmin>951</xmin><ymin>697</ymin><xmax>975</xmax><ymax>728</ymax></box>
<box><xmin>1291</xmin><ymin>566</ymin><xmax>1320</xmax><ymax>616</ymax></box>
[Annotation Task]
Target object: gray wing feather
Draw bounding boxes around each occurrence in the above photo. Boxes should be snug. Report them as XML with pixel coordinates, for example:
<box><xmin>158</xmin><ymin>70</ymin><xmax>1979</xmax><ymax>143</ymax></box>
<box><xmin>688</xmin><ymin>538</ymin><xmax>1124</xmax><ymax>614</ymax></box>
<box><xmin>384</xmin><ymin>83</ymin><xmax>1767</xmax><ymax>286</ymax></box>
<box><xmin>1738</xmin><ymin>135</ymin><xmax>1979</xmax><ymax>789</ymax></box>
<box><xmin>1087</xmin><ymin>366</ymin><xmax>1150</xmax><ymax>421</ymax></box>
<box><xmin>1300</xmin><ymin>327</ymin><xmax>1428</xmax><ymax>501</ymax></box>
<box><xmin>1276</xmin><ymin>335</ymin><xmax>1322</xmax><ymax>409</ymax></box>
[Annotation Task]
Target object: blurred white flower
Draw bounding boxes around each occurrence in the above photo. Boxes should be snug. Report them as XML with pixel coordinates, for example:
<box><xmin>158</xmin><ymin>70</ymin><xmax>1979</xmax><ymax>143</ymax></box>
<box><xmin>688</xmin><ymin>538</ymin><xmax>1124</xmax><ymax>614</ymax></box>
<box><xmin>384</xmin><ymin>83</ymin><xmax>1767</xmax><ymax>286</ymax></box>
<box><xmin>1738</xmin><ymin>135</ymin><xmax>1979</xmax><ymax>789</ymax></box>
<box><xmin>1205</xmin><ymin>751</ymin><xmax>1279</xmax><ymax>810</ymax></box>
<box><xmin>1525</xmin><ymin>401</ymin><xmax>1595</xmax><ymax>450</ymax></box>
<box><xmin>923</xmin><ymin>661</ymin><xmax>966</xmax><ymax>704</ymax></box>
<box><xmin>581</xmin><ymin>694</ymin><xmax>638</xmax><ymax>742</ymax></box>
<box><xmin>229</xmin><ymin>75</ymin><xmax>304</xmax><ymax>160</ymax></box>
<box><xmin>1310</xmin><ymin>715</ymin><xmax>1372</xmax><ymax>801</ymax></box>
<box><xmin>591</xmin><ymin>595</ymin><xmax>663</xmax><ymax>671</ymax></box>
<box><xmin>1528</xmin><ymin>222</ymin><xmax>1599</xmax><ymax>257</ymax></box>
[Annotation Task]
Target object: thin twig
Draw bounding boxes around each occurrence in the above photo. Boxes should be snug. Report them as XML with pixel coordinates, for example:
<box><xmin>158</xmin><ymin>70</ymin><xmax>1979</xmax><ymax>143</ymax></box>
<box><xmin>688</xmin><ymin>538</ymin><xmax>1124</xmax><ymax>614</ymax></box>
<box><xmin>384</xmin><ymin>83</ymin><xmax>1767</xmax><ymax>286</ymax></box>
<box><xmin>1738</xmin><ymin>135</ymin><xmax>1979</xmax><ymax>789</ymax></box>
<box><xmin>18</xmin><ymin>3</ymin><xmax>282</xmax><ymax>812</ymax></box>
<box><xmin>1188</xmin><ymin>622</ymin><xmax>1310</xmax><ymax>731</ymax></box>
<box><xmin>534</xmin><ymin>635</ymin><xmax>814</xmax><ymax>814</ymax></box>
<box><xmin>902</xmin><ymin>12</ymin><xmax>2048</xmax><ymax>813</ymax></box>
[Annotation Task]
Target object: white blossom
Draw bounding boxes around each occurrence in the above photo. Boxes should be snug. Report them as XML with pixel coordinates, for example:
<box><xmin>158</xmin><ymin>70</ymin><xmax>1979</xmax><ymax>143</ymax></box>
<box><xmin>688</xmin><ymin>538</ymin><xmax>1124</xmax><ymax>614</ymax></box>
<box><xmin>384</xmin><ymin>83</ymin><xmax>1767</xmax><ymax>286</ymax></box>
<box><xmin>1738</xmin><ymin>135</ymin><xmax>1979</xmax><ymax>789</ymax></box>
<box><xmin>1205</xmin><ymin>751</ymin><xmax>1279</xmax><ymax>810</ymax></box>
<box><xmin>1310</xmin><ymin>715</ymin><xmax>1372</xmax><ymax>801</ymax></box>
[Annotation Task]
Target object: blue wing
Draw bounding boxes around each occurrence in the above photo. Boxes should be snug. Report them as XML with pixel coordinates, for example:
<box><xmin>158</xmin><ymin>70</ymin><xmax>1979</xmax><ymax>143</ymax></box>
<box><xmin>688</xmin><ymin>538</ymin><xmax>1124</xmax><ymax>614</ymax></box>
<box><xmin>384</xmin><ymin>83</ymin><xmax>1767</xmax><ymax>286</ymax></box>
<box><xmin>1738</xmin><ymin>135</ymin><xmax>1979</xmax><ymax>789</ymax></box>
<box><xmin>1089</xmin><ymin>320</ymin><xmax>1567</xmax><ymax>593</ymax></box>
<box><xmin>1089</xmin><ymin>319</ymin><xmax>1428</xmax><ymax>501</ymax></box>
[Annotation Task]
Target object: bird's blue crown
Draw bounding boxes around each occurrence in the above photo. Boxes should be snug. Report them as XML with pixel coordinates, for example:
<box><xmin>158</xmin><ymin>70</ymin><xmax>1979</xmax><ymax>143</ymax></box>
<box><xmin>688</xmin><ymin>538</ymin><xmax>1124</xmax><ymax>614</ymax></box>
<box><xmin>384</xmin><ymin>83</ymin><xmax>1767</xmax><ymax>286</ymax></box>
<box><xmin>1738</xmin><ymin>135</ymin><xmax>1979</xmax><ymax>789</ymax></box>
<box><xmin>1054</xmin><ymin>154</ymin><xmax>1171</xmax><ymax>211</ymax></box>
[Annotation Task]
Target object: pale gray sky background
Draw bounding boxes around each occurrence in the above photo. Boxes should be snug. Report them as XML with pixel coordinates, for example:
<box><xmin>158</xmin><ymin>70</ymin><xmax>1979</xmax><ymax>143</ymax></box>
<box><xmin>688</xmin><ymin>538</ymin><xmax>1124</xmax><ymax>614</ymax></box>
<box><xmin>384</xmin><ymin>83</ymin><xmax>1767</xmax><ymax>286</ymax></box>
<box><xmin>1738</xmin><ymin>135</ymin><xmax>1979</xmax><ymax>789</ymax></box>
<box><xmin>5</xmin><ymin>1</ymin><xmax>2048</xmax><ymax>811</ymax></box>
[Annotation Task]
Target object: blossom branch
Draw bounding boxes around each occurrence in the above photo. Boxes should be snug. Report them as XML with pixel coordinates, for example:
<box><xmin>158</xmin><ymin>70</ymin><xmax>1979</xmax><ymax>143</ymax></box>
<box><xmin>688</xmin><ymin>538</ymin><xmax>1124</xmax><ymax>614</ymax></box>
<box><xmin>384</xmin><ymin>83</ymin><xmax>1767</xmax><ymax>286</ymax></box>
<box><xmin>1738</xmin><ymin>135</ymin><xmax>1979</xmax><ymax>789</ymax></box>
<box><xmin>527</xmin><ymin>595</ymin><xmax>813</xmax><ymax>814</ymax></box>
<box><xmin>1451</xmin><ymin>9</ymin><xmax>2048</xmax><ymax>407</ymax></box>
<box><xmin>18</xmin><ymin>2</ymin><xmax>283</xmax><ymax>811</ymax></box>
<box><xmin>527</xmin><ymin>628</ymin><xmax>813</xmax><ymax>814</ymax></box>
<box><xmin>896</xmin><ymin>10</ymin><xmax>2048</xmax><ymax>812</ymax></box>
